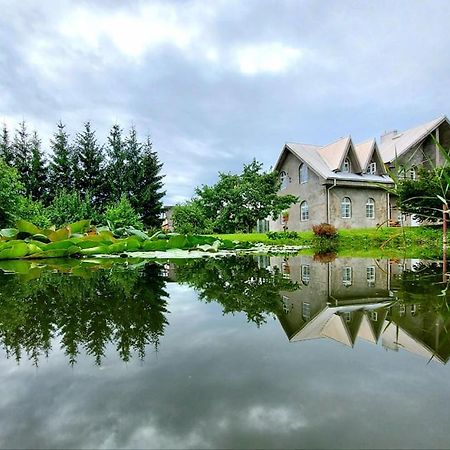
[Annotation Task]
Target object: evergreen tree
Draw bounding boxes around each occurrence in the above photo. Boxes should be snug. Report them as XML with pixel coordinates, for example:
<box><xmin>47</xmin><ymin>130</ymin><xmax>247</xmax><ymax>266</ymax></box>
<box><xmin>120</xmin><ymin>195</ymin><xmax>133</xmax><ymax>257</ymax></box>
<box><xmin>12</xmin><ymin>121</ymin><xmax>32</xmax><ymax>195</ymax></box>
<box><xmin>106</xmin><ymin>124</ymin><xmax>126</xmax><ymax>202</ymax></box>
<box><xmin>29</xmin><ymin>131</ymin><xmax>48</xmax><ymax>201</ymax></box>
<box><xmin>73</xmin><ymin>121</ymin><xmax>104</xmax><ymax>205</ymax></box>
<box><xmin>0</xmin><ymin>124</ymin><xmax>14</xmax><ymax>166</ymax></box>
<box><xmin>124</xmin><ymin>126</ymin><xmax>142</xmax><ymax>200</ymax></box>
<box><xmin>49</xmin><ymin>121</ymin><xmax>73</xmax><ymax>197</ymax></box>
<box><xmin>133</xmin><ymin>136</ymin><xmax>165</xmax><ymax>227</ymax></box>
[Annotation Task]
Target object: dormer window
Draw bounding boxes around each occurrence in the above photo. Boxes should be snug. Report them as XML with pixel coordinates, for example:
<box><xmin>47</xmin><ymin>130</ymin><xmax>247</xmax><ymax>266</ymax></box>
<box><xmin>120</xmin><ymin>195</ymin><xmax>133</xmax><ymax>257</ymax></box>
<box><xmin>342</xmin><ymin>158</ymin><xmax>351</xmax><ymax>173</ymax></box>
<box><xmin>367</xmin><ymin>161</ymin><xmax>377</xmax><ymax>175</ymax></box>
<box><xmin>280</xmin><ymin>171</ymin><xmax>288</xmax><ymax>190</ymax></box>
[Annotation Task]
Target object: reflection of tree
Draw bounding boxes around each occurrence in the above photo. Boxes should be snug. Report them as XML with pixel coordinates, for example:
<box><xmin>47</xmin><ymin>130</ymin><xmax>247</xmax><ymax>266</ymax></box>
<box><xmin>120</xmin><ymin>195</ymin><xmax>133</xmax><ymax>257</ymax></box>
<box><xmin>176</xmin><ymin>256</ymin><xmax>298</xmax><ymax>326</ymax></box>
<box><xmin>0</xmin><ymin>264</ymin><xmax>169</xmax><ymax>365</ymax></box>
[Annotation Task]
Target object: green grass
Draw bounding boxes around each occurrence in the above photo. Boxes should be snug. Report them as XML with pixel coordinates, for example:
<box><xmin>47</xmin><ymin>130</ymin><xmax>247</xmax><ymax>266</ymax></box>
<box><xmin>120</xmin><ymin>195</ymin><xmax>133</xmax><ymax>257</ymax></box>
<box><xmin>212</xmin><ymin>226</ymin><xmax>445</xmax><ymax>258</ymax></box>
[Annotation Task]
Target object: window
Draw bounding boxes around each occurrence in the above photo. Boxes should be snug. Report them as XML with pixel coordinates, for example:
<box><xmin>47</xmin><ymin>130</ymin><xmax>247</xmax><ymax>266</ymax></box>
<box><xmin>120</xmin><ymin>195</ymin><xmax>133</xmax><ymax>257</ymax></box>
<box><xmin>280</xmin><ymin>171</ymin><xmax>289</xmax><ymax>190</ymax></box>
<box><xmin>341</xmin><ymin>197</ymin><xmax>352</xmax><ymax>218</ymax></box>
<box><xmin>300</xmin><ymin>201</ymin><xmax>309</xmax><ymax>221</ymax></box>
<box><xmin>370</xmin><ymin>311</ymin><xmax>378</xmax><ymax>321</ymax></box>
<box><xmin>342</xmin><ymin>158</ymin><xmax>351</xmax><ymax>173</ymax></box>
<box><xmin>366</xmin><ymin>198</ymin><xmax>375</xmax><ymax>219</ymax></box>
<box><xmin>299</xmin><ymin>163</ymin><xmax>308</xmax><ymax>184</ymax></box>
<box><xmin>342</xmin><ymin>266</ymin><xmax>352</xmax><ymax>286</ymax></box>
<box><xmin>282</xmin><ymin>296</ymin><xmax>290</xmax><ymax>314</ymax></box>
<box><xmin>367</xmin><ymin>266</ymin><xmax>376</xmax><ymax>287</ymax></box>
<box><xmin>344</xmin><ymin>312</ymin><xmax>352</xmax><ymax>322</ymax></box>
<box><xmin>367</xmin><ymin>161</ymin><xmax>377</xmax><ymax>174</ymax></box>
<box><xmin>302</xmin><ymin>302</ymin><xmax>311</xmax><ymax>320</ymax></box>
<box><xmin>407</xmin><ymin>167</ymin><xmax>417</xmax><ymax>180</ymax></box>
<box><xmin>301</xmin><ymin>264</ymin><xmax>310</xmax><ymax>285</ymax></box>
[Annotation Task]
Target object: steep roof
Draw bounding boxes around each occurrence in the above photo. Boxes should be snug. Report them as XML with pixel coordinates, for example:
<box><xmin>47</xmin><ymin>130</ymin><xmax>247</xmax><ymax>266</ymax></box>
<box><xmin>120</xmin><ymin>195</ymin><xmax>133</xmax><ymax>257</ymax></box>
<box><xmin>378</xmin><ymin>115</ymin><xmax>449</xmax><ymax>163</ymax></box>
<box><xmin>318</xmin><ymin>136</ymin><xmax>351</xmax><ymax>171</ymax></box>
<box><xmin>354</xmin><ymin>138</ymin><xmax>375</xmax><ymax>170</ymax></box>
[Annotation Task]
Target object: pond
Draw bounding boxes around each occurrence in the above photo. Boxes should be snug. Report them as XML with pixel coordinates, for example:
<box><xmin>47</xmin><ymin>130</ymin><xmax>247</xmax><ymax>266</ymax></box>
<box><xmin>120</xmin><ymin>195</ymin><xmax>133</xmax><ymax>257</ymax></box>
<box><xmin>0</xmin><ymin>255</ymin><xmax>449</xmax><ymax>449</ymax></box>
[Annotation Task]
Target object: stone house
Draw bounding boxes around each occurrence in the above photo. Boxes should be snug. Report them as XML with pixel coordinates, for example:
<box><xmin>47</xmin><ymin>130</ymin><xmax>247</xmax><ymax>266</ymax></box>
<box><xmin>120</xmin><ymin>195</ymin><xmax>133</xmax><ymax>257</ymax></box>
<box><xmin>270</xmin><ymin>115</ymin><xmax>450</xmax><ymax>231</ymax></box>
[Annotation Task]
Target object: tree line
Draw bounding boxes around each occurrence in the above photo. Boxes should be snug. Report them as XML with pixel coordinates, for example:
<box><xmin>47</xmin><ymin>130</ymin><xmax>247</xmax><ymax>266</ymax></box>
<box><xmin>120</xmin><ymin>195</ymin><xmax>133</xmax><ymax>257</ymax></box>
<box><xmin>0</xmin><ymin>120</ymin><xmax>165</xmax><ymax>229</ymax></box>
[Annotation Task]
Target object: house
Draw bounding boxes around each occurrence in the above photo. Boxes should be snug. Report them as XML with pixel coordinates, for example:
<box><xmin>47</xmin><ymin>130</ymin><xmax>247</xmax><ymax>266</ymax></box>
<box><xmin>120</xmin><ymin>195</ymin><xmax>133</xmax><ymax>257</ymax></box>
<box><xmin>271</xmin><ymin>115</ymin><xmax>450</xmax><ymax>231</ymax></box>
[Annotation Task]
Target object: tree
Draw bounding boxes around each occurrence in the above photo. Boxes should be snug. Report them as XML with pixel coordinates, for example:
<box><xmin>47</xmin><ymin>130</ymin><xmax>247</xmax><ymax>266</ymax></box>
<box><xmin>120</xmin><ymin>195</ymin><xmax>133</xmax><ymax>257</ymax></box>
<box><xmin>49</xmin><ymin>121</ymin><xmax>73</xmax><ymax>196</ymax></box>
<box><xmin>12</xmin><ymin>121</ymin><xmax>32</xmax><ymax>195</ymax></box>
<box><xmin>105</xmin><ymin>124</ymin><xmax>127</xmax><ymax>202</ymax></box>
<box><xmin>0</xmin><ymin>159</ymin><xmax>24</xmax><ymax>227</ymax></box>
<box><xmin>133</xmin><ymin>137</ymin><xmax>165</xmax><ymax>228</ymax></box>
<box><xmin>172</xmin><ymin>200</ymin><xmax>213</xmax><ymax>234</ymax></box>
<box><xmin>29</xmin><ymin>131</ymin><xmax>48</xmax><ymax>201</ymax></box>
<box><xmin>104</xmin><ymin>195</ymin><xmax>143</xmax><ymax>230</ymax></box>
<box><xmin>0</xmin><ymin>124</ymin><xmax>14</xmax><ymax>166</ymax></box>
<box><xmin>192</xmin><ymin>160</ymin><xmax>298</xmax><ymax>233</ymax></box>
<box><xmin>73</xmin><ymin>122</ymin><xmax>104</xmax><ymax>205</ymax></box>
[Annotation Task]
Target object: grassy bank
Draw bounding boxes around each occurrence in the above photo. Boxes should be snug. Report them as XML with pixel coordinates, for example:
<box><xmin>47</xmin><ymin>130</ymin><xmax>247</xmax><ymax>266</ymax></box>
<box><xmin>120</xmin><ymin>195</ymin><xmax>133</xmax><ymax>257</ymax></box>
<box><xmin>213</xmin><ymin>226</ymin><xmax>444</xmax><ymax>258</ymax></box>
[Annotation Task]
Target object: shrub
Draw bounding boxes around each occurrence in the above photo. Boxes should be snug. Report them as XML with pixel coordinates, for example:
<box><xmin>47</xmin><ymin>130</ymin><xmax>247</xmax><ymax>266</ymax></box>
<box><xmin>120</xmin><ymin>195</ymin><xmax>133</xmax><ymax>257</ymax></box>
<box><xmin>172</xmin><ymin>201</ymin><xmax>213</xmax><ymax>234</ymax></box>
<box><xmin>104</xmin><ymin>196</ymin><xmax>143</xmax><ymax>230</ymax></box>
<box><xmin>16</xmin><ymin>197</ymin><xmax>51</xmax><ymax>229</ymax></box>
<box><xmin>47</xmin><ymin>190</ymin><xmax>101</xmax><ymax>227</ymax></box>
<box><xmin>267</xmin><ymin>231</ymin><xmax>299</xmax><ymax>240</ymax></box>
<box><xmin>312</xmin><ymin>223</ymin><xmax>338</xmax><ymax>238</ymax></box>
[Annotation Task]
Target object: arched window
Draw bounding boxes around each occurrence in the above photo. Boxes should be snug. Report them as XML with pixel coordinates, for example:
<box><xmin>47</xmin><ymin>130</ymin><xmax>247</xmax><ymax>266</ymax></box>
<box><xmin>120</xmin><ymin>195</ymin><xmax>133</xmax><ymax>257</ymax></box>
<box><xmin>299</xmin><ymin>163</ymin><xmax>308</xmax><ymax>184</ymax></box>
<box><xmin>301</xmin><ymin>265</ymin><xmax>310</xmax><ymax>286</ymax></box>
<box><xmin>280</xmin><ymin>171</ymin><xmax>288</xmax><ymax>190</ymax></box>
<box><xmin>366</xmin><ymin>198</ymin><xmax>375</xmax><ymax>219</ymax></box>
<box><xmin>367</xmin><ymin>161</ymin><xmax>377</xmax><ymax>175</ymax></box>
<box><xmin>342</xmin><ymin>158</ymin><xmax>351</xmax><ymax>173</ymax></box>
<box><xmin>408</xmin><ymin>167</ymin><xmax>417</xmax><ymax>180</ymax></box>
<box><xmin>341</xmin><ymin>197</ymin><xmax>352</xmax><ymax>218</ymax></box>
<box><xmin>300</xmin><ymin>201</ymin><xmax>309</xmax><ymax>221</ymax></box>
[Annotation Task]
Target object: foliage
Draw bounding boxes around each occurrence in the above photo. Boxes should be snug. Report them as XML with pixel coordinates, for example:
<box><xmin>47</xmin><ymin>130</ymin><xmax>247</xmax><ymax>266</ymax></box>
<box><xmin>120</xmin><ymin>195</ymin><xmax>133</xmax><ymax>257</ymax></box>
<box><xmin>46</xmin><ymin>190</ymin><xmax>99</xmax><ymax>227</ymax></box>
<box><xmin>312</xmin><ymin>223</ymin><xmax>338</xmax><ymax>238</ymax></box>
<box><xmin>177</xmin><ymin>160</ymin><xmax>297</xmax><ymax>234</ymax></box>
<box><xmin>0</xmin><ymin>262</ymin><xmax>169</xmax><ymax>365</ymax></box>
<box><xmin>105</xmin><ymin>196</ymin><xmax>144</xmax><ymax>230</ymax></box>
<box><xmin>267</xmin><ymin>231</ymin><xmax>300</xmax><ymax>240</ymax></box>
<box><xmin>172</xmin><ymin>200</ymin><xmax>213</xmax><ymax>234</ymax></box>
<box><xmin>29</xmin><ymin>131</ymin><xmax>48</xmax><ymax>201</ymax></box>
<box><xmin>12</xmin><ymin>121</ymin><xmax>32</xmax><ymax>195</ymax></box>
<box><xmin>16</xmin><ymin>197</ymin><xmax>51</xmax><ymax>229</ymax></box>
<box><xmin>0</xmin><ymin>124</ymin><xmax>13</xmax><ymax>166</ymax></box>
<box><xmin>0</xmin><ymin>160</ymin><xmax>24</xmax><ymax>227</ymax></box>
<box><xmin>176</xmin><ymin>256</ymin><xmax>298</xmax><ymax>326</ymax></box>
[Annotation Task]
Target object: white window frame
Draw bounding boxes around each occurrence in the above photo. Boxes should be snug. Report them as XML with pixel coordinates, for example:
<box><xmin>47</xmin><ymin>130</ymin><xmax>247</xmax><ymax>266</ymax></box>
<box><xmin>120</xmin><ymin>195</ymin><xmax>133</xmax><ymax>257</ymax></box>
<box><xmin>280</xmin><ymin>171</ymin><xmax>288</xmax><ymax>190</ymax></box>
<box><xmin>341</xmin><ymin>197</ymin><xmax>352</xmax><ymax>219</ymax></box>
<box><xmin>366</xmin><ymin>198</ymin><xmax>375</xmax><ymax>219</ymax></box>
<box><xmin>299</xmin><ymin>163</ymin><xmax>308</xmax><ymax>184</ymax></box>
<box><xmin>342</xmin><ymin>158</ymin><xmax>351</xmax><ymax>173</ymax></box>
<box><xmin>301</xmin><ymin>264</ymin><xmax>310</xmax><ymax>286</ymax></box>
<box><xmin>302</xmin><ymin>302</ymin><xmax>311</xmax><ymax>320</ymax></box>
<box><xmin>367</xmin><ymin>161</ymin><xmax>377</xmax><ymax>175</ymax></box>
<box><xmin>366</xmin><ymin>266</ymin><xmax>376</xmax><ymax>287</ymax></box>
<box><xmin>282</xmin><ymin>295</ymin><xmax>290</xmax><ymax>314</ymax></box>
<box><xmin>342</xmin><ymin>266</ymin><xmax>352</xmax><ymax>286</ymax></box>
<box><xmin>300</xmin><ymin>201</ymin><xmax>309</xmax><ymax>221</ymax></box>
<box><xmin>408</xmin><ymin>167</ymin><xmax>417</xmax><ymax>180</ymax></box>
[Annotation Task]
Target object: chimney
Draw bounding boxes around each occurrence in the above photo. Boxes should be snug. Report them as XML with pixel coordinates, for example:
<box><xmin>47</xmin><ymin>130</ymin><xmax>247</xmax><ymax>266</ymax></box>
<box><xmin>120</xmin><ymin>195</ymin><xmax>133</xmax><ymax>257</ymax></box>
<box><xmin>380</xmin><ymin>130</ymin><xmax>398</xmax><ymax>144</ymax></box>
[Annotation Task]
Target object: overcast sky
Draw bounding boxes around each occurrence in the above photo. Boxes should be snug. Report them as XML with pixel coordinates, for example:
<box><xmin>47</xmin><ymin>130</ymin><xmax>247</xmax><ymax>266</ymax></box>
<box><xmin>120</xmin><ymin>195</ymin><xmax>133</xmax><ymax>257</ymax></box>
<box><xmin>1</xmin><ymin>0</ymin><xmax>450</xmax><ymax>204</ymax></box>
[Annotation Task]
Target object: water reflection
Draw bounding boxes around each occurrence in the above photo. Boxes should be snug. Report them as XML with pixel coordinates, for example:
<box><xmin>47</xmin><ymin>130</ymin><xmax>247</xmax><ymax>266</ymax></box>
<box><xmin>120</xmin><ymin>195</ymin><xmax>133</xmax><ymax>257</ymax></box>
<box><xmin>274</xmin><ymin>256</ymin><xmax>450</xmax><ymax>364</ymax></box>
<box><xmin>0</xmin><ymin>255</ymin><xmax>449</xmax><ymax>365</ymax></box>
<box><xmin>0</xmin><ymin>262</ymin><xmax>169</xmax><ymax>365</ymax></box>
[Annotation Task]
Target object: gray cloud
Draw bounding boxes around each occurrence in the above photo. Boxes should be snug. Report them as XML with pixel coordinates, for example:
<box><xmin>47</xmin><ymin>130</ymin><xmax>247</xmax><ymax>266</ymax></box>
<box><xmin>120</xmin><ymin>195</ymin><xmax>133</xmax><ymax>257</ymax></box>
<box><xmin>1</xmin><ymin>0</ymin><xmax>450</xmax><ymax>202</ymax></box>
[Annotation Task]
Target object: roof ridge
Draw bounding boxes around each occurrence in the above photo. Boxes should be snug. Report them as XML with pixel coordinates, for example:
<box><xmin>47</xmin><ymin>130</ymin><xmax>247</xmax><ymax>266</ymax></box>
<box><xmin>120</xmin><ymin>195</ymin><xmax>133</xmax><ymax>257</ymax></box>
<box><xmin>321</xmin><ymin>134</ymin><xmax>351</xmax><ymax>148</ymax></box>
<box><xmin>286</xmin><ymin>141</ymin><xmax>323</xmax><ymax>147</ymax></box>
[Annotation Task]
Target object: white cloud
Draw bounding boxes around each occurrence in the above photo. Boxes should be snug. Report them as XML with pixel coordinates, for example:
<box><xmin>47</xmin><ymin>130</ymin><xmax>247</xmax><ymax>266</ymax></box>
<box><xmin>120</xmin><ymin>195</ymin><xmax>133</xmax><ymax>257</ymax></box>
<box><xmin>234</xmin><ymin>43</ymin><xmax>303</xmax><ymax>75</ymax></box>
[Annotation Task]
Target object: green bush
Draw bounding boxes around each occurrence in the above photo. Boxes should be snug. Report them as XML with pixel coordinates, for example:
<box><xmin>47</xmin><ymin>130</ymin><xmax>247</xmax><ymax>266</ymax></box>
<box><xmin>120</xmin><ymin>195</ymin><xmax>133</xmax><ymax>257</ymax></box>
<box><xmin>16</xmin><ymin>197</ymin><xmax>51</xmax><ymax>229</ymax></box>
<box><xmin>104</xmin><ymin>196</ymin><xmax>143</xmax><ymax>230</ymax></box>
<box><xmin>47</xmin><ymin>190</ymin><xmax>101</xmax><ymax>227</ymax></box>
<box><xmin>267</xmin><ymin>231</ymin><xmax>299</xmax><ymax>240</ymax></box>
<box><xmin>172</xmin><ymin>201</ymin><xmax>213</xmax><ymax>234</ymax></box>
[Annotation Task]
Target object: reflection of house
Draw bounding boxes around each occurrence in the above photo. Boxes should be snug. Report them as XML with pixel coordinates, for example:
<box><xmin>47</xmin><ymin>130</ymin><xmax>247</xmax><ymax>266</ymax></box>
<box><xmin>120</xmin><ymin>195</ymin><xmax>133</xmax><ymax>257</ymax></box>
<box><xmin>274</xmin><ymin>256</ymin><xmax>450</xmax><ymax>364</ymax></box>
<box><xmin>271</xmin><ymin>115</ymin><xmax>450</xmax><ymax>231</ymax></box>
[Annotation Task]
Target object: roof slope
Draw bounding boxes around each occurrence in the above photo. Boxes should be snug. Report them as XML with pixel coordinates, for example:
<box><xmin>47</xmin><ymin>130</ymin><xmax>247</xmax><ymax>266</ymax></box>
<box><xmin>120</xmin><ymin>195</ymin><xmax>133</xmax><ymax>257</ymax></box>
<box><xmin>354</xmin><ymin>138</ymin><xmax>375</xmax><ymax>170</ymax></box>
<box><xmin>379</xmin><ymin>115</ymin><xmax>448</xmax><ymax>163</ymax></box>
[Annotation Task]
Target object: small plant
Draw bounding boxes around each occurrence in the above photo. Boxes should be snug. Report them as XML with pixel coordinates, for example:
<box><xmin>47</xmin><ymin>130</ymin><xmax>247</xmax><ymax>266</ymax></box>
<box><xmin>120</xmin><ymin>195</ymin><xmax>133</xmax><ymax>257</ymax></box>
<box><xmin>312</xmin><ymin>223</ymin><xmax>338</xmax><ymax>253</ymax></box>
<box><xmin>312</xmin><ymin>223</ymin><xmax>338</xmax><ymax>238</ymax></box>
<box><xmin>267</xmin><ymin>231</ymin><xmax>299</xmax><ymax>240</ymax></box>
<box><xmin>104</xmin><ymin>195</ymin><xmax>144</xmax><ymax>230</ymax></box>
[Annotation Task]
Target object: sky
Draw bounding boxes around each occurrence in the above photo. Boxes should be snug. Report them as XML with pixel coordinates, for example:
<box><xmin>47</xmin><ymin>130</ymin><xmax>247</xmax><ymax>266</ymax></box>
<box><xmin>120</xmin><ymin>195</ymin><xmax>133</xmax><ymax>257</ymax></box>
<box><xmin>1</xmin><ymin>0</ymin><xmax>450</xmax><ymax>204</ymax></box>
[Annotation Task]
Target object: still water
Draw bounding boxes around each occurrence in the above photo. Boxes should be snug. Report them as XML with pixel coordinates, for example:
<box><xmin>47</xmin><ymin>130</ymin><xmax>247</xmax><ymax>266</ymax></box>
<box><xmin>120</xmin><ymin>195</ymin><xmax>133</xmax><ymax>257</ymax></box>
<box><xmin>0</xmin><ymin>255</ymin><xmax>449</xmax><ymax>449</ymax></box>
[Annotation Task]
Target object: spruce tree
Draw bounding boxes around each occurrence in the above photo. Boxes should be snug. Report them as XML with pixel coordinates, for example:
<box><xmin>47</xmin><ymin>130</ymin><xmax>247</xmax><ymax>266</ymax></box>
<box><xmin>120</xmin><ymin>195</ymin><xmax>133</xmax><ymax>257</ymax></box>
<box><xmin>29</xmin><ymin>131</ymin><xmax>48</xmax><ymax>201</ymax></box>
<box><xmin>106</xmin><ymin>124</ymin><xmax>126</xmax><ymax>202</ymax></box>
<box><xmin>0</xmin><ymin>124</ymin><xmax>14</xmax><ymax>166</ymax></box>
<box><xmin>12</xmin><ymin>121</ymin><xmax>32</xmax><ymax>195</ymax></box>
<box><xmin>73</xmin><ymin>121</ymin><xmax>104</xmax><ymax>205</ymax></box>
<box><xmin>124</xmin><ymin>126</ymin><xmax>142</xmax><ymax>200</ymax></box>
<box><xmin>134</xmin><ymin>136</ymin><xmax>165</xmax><ymax>227</ymax></box>
<box><xmin>49</xmin><ymin>121</ymin><xmax>73</xmax><ymax>197</ymax></box>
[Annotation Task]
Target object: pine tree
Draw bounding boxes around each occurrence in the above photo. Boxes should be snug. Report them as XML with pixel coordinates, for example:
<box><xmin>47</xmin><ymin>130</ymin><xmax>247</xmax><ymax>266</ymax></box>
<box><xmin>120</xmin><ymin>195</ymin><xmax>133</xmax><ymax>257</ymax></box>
<box><xmin>12</xmin><ymin>121</ymin><xmax>32</xmax><ymax>195</ymax></box>
<box><xmin>0</xmin><ymin>124</ymin><xmax>14</xmax><ymax>166</ymax></box>
<box><xmin>49</xmin><ymin>121</ymin><xmax>73</xmax><ymax>197</ymax></box>
<box><xmin>73</xmin><ymin>121</ymin><xmax>104</xmax><ymax>205</ymax></box>
<box><xmin>29</xmin><ymin>131</ymin><xmax>48</xmax><ymax>201</ymax></box>
<box><xmin>124</xmin><ymin>126</ymin><xmax>142</xmax><ymax>200</ymax></box>
<box><xmin>133</xmin><ymin>136</ymin><xmax>165</xmax><ymax>227</ymax></box>
<box><xmin>106</xmin><ymin>124</ymin><xmax>126</xmax><ymax>203</ymax></box>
